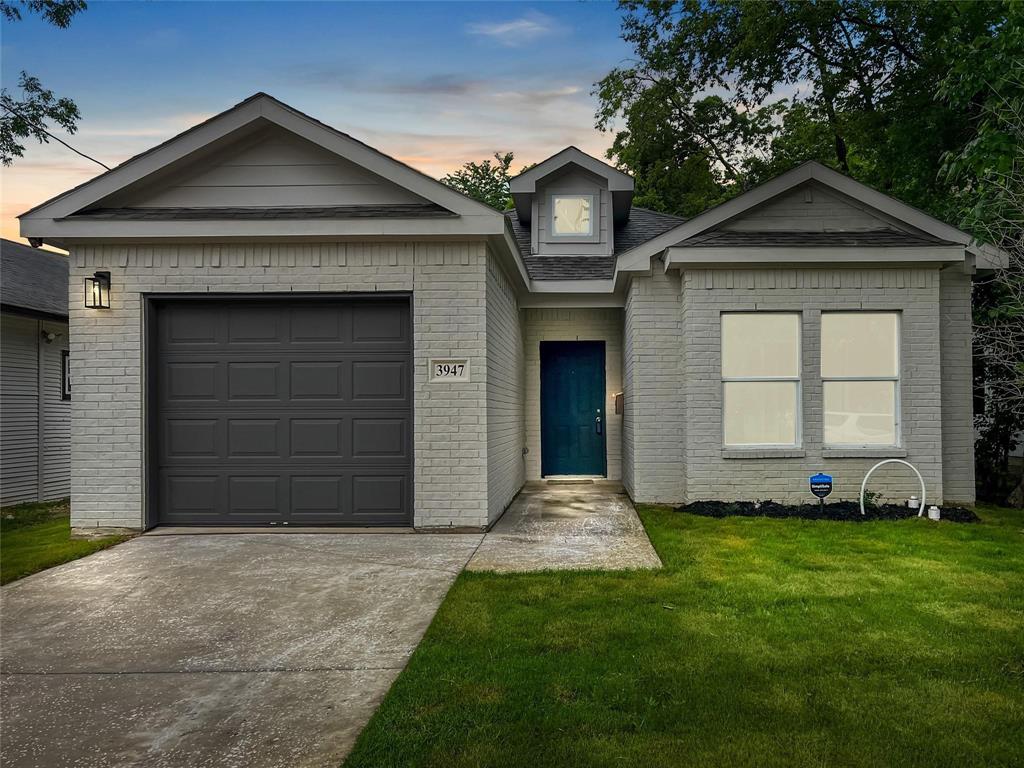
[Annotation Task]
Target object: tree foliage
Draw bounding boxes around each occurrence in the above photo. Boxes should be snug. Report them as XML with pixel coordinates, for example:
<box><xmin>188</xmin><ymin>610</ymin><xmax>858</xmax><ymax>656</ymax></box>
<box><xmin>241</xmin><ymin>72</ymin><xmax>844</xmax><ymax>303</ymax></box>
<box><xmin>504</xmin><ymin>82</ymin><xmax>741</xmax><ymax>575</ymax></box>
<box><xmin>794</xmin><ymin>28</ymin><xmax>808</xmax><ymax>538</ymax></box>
<box><xmin>0</xmin><ymin>0</ymin><xmax>86</xmax><ymax>165</ymax></box>
<box><xmin>440</xmin><ymin>151</ymin><xmax>517</xmax><ymax>211</ymax></box>
<box><xmin>596</xmin><ymin>0</ymin><xmax>1010</xmax><ymax>220</ymax></box>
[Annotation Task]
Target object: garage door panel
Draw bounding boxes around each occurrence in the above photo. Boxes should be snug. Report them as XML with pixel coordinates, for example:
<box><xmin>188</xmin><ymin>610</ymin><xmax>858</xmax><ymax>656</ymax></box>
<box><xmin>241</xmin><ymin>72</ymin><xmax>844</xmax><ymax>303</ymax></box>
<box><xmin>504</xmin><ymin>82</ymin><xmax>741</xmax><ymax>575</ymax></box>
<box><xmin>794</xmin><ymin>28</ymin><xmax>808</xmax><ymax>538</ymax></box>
<box><xmin>228</xmin><ymin>476</ymin><xmax>282</xmax><ymax>517</ymax></box>
<box><xmin>351</xmin><ymin>303</ymin><xmax>410</xmax><ymax>347</ymax></box>
<box><xmin>164</xmin><ymin>362</ymin><xmax>220</xmax><ymax>402</ymax></box>
<box><xmin>165</xmin><ymin>419</ymin><xmax>219</xmax><ymax>458</ymax></box>
<box><xmin>351</xmin><ymin>475</ymin><xmax>408</xmax><ymax>524</ymax></box>
<box><xmin>290</xmin><ymin>418</ymin><xmax>343</xmax><ymax>457</ymax></box>
<box><xmin>227</xmin><ymin>418</ymin><xmax>282</xmax><ymax>458</ymax></box>
<box><xmin>227</xmin><ymin>307</ymin><xmax>281</xmax><ymax>344</ymax></box>
<box><xmin>351</xmin><ymin>361</ymin><xmax>408</xmax><ymax>402</ymax></box>
<box><xmin>162</xmin><ymin>473</ymin><xmax>222</xmax><ymax>521</ymax></box>
<box><xmin>290</xmin><ymin>361</ymin><xmax>344</xmax><ymax>400</ymax></box>
<box><xmin>289</xmin><ymin>305</ymin><xmax>344</xmax><ymax>342</ymax></box>
<box><xmin>228</xmin><ymin>362</ymin><xmax>282</xmax><ymax>401</ymax></box>
<box><xmin>352</xmin><ymin>418</ymin><xmax>408</xmax><ymax>459</ymax></box>
<box><xmin>154</xmin><ymin>297</ymin><xmax>412</xmax><ymax>526</ymax></box>
<box><xmin>290</xmin><ymin>476</ymin><xmax>344</xmax><ymax>519</ymax></box>
<box><xmin>164</xmin><ymin>305</ymin><xmax>221</xmax><ymax>346</ymax></box>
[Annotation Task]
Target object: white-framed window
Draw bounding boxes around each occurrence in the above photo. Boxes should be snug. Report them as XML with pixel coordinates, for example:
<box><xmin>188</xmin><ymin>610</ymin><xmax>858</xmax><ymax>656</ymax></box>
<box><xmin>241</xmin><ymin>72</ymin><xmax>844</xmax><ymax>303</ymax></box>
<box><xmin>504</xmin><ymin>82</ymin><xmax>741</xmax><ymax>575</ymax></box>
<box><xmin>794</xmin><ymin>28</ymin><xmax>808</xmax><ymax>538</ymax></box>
<box><xmin>821</xmin><ymin>312</ymin><xmax>900</xmax><ymax>446</ymax></box>
<box><xmin>551</xmin><ymin>194</ymin><xmax>593</xmax><ymax>236</ymax></box>
<box><xmin>721</xmin><ymin>312</ymin><xmax>801</xmax><ymax>447</ymax></box>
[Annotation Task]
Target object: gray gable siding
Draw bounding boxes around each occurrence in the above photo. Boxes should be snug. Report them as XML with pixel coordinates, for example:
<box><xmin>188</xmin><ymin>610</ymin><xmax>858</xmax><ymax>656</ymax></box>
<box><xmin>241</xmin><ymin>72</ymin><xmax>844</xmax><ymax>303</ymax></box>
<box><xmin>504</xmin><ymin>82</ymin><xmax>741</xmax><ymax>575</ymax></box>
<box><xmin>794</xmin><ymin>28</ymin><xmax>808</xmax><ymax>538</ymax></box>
<box><xmin>103</xmin><ymin>126</ymin><xmax>431</xmax><ymax>210</ymax></box>
<box><xmin>721</xmin><ymin>181</ymin><xmax>903</xmax><ymax>233</ymax></box>
<box><xmin>534</xmin><ymin>168</ymin><xmax>611</xmax><ymax>256</ymax></box>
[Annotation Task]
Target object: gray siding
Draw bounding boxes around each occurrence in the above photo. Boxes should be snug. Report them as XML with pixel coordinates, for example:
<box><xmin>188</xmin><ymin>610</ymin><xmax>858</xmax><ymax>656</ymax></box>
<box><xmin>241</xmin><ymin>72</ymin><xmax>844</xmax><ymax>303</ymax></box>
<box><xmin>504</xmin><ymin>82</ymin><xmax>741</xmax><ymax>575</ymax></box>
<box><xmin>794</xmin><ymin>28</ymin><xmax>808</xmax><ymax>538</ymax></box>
<box><xmin>939</xmin><ymin>268</ymin><xmax>976</xmax><ymax>503</ymax></box>
<box><xmin>68</xmin><ymin>242</ymin><xmax>491</xmax><ymax>530</ymax></box>
<box><xmin>722</xmin><ymin>181</ymin><xmax>897</xmax><ymax>233</ymax></box>
<box><xmin>485</xmin><ymin>251</ymin><xmax>525</xmax><ymax>522</ymax></box>
<box><xmin>118</xmin><ymin>127</ymin><xmax>428</xmax><ymax>209</ymax></box>
<box><xmin>523</xmin><ymin>307</ymin><xmax>623</xmax><ymax>480</ymax></box>
<box><xmin>1</xmin><ymin>313</ymin><xmax>70</xmax><ymax>506</ymax></box>
<box><xmin>534</xmin><ymin>168</ymin><xmax>612</xmax><ymax>256</ymax></box>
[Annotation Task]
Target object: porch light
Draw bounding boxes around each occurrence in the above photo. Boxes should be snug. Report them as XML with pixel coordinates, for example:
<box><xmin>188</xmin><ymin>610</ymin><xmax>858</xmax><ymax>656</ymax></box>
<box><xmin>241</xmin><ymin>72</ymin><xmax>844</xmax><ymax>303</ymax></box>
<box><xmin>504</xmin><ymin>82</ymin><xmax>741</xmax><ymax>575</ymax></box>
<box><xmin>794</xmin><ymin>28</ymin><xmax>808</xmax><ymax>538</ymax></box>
<box><xmin>84</xmin><ymin>271</ymin><xmax>111</xmax><ymax>309</ymax></box>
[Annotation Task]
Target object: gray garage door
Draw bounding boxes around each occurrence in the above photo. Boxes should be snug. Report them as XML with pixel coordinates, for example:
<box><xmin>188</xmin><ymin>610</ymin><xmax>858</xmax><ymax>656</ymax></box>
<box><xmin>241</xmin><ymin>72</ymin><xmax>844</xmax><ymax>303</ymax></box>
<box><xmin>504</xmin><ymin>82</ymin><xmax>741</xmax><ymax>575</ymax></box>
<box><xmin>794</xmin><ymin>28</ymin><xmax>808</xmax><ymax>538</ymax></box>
<box><xmin>152</xmin><ymin>296</ymin><xmax>412</xmax><ymax>526</ymax></box>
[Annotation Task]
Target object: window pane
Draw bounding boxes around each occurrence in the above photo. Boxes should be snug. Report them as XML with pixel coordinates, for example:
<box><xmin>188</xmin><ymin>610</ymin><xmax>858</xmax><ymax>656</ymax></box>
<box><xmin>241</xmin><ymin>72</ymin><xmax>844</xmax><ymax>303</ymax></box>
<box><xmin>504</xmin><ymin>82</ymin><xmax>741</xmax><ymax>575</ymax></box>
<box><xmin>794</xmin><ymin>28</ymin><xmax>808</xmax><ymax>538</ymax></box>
<box><xmin>824</xmin><ymin>381</ymin><xmax>897</xmax><ymax>445</ymax></box>
<box><xmin>722</xmin><ymin>313</ymin><xmax>800</xmax><ymax>378</ymax></box>
<box><xmin>553</xmin><ymin>196</ymin><xmax>592</xmax><ymax>235</ymax></box>
<box><xmin>821</xmin><ymin>312</ymin><xmax>898</xmax><ymax>378</ymax></box>
<box><xmin>724</xmin><ymin>381</ymin><xmax>798</xmax><ymax>446</ymax></box>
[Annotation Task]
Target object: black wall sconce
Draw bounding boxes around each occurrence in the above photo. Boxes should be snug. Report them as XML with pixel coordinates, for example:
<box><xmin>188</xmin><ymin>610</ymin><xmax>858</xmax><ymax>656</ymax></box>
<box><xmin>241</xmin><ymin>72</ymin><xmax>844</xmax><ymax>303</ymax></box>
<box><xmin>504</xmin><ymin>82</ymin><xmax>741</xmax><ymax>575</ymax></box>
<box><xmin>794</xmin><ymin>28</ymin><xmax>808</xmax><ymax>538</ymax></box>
<box><xmin>84</xmin><ymin>271</ymin><xmax>111</xmax><ymax>309</ymax></box>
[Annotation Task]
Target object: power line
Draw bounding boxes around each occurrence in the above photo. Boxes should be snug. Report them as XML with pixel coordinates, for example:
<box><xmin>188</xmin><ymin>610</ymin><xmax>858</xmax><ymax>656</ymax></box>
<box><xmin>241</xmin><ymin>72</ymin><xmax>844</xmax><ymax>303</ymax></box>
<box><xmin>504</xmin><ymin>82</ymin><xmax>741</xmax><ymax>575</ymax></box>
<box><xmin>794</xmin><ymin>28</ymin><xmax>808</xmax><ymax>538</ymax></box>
<box><xmin>1</xmin><ymin>99</ymin><xmax>111</xmax><ymax>170</ymax></box>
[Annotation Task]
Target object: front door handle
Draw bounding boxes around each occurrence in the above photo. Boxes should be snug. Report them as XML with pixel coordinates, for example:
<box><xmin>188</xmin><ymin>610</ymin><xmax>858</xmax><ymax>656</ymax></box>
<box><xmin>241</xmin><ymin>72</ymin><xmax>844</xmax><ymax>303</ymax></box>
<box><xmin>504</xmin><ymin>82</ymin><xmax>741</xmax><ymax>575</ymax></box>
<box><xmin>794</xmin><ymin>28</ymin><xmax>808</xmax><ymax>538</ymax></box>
<box><xmin>595</xmin><ymin>415</ymin><xmax>603</xmax><ymax>435</ymax></box>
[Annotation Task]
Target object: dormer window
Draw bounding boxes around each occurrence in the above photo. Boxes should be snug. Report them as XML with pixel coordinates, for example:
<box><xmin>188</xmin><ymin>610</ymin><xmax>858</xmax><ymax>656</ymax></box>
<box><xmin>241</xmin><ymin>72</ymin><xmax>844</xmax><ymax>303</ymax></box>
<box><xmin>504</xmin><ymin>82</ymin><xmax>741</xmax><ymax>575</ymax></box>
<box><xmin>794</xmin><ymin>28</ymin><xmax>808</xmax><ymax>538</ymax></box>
<box><xmin>552</xmin><ymin>195</ymin><xmax>593</xmax><ymax>237</ymax></box>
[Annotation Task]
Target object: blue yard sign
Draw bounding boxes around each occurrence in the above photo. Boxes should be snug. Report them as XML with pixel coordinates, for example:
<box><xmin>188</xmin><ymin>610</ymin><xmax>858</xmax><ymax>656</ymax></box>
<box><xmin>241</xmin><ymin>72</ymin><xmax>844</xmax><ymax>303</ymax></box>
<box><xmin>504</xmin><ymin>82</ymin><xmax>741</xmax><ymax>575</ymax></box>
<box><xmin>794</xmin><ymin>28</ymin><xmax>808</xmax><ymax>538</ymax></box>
<box><xmin>809</xmin><ymin>473</ymin><xmax>833</xmax><ymax>499</ymax></box>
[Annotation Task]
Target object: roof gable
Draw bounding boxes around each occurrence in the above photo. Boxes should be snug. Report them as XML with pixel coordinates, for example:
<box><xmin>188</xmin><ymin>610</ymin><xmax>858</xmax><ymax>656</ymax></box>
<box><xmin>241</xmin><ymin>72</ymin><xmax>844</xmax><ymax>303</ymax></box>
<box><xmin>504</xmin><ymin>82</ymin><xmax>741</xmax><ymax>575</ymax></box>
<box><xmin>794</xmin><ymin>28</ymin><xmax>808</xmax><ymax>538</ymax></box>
<box><xmin>21</xmin><ymin>93</ymin><xmax>501</xmax><ymax>223</ymax></box>
<box><xmin>616</xmin><ymin>161</ymin><xmax>1002</xmax><ymax>276</ymax></box>
<box><xmin>97</xmin><ymin>124</ymin><xmax>432</xmax><ymax>210</ymax></box>
<box><xmin>510</xmin><ymin>146</ymin><xmax>633</xmax><ymax>194</ymax></box>
<box><xmin>509</xmin><ymin>146</ymin><xmax>634</xmax><ymax>224</ymax></box>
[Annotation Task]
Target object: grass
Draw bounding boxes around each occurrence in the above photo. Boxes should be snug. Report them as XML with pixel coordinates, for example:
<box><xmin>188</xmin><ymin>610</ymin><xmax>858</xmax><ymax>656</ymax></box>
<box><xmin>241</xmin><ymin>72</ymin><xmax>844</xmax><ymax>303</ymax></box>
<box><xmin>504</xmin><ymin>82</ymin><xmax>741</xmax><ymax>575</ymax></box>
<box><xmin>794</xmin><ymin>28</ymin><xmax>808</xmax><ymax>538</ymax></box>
<box><xmin>345</xmin><ymin>504</ymin><xmax>1024</xmax><ymax>768</ymax></box>
<box><xmin>0</xmin><ymin>499</ymin><xmax>131</xmax><ymax>585</ymax></box>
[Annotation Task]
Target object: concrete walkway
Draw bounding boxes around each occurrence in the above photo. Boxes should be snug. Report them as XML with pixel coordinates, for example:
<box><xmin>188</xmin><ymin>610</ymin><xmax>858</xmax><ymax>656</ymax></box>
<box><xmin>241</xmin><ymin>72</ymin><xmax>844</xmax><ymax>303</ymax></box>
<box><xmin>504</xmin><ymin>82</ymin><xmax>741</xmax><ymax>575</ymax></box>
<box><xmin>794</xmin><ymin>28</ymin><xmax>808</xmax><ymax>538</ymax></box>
<box><xmin>0</xmin><ymin>532</ymin><xmax>482</xmax><ymax>768</ymax></box>
<box><xmin>467</xmin><ymin>482</ymin><xmax>662</xmax><ymax>572</ymax></box>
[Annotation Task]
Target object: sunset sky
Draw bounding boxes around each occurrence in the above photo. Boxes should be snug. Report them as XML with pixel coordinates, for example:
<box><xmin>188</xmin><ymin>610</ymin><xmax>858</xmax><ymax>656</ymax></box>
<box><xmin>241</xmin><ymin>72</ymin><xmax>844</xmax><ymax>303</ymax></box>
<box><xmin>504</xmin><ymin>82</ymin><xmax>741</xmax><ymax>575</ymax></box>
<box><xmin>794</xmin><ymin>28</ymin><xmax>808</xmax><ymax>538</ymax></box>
<box><xmin>1</xmin><ymin>1</ymin><xmax>631</xmax><ymax>244</ymax></box>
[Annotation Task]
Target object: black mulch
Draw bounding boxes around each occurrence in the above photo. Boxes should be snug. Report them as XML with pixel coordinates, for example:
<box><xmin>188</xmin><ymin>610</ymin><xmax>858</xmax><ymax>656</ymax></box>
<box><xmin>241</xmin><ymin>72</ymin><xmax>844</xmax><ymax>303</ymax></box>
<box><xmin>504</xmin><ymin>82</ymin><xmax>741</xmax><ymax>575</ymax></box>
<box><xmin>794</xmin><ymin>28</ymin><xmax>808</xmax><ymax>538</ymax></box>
<box><xmin>676</xmin><ymin>500</ymin><xmax>980</xmax><ymax>523</ymax></box>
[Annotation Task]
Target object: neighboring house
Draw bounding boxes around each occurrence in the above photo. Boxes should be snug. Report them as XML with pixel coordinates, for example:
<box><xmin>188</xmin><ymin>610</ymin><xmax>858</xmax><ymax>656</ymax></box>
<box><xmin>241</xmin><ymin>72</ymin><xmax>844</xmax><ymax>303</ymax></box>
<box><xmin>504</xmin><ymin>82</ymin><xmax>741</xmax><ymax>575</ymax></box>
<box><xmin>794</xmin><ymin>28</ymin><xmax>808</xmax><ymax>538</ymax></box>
<box><xmin>18</xmin><ymin>93</ymin><xmax>1002</xmax><ymax>532</ymax></box>
<box><xmin>0</xmin><ymin>239</ymin><xmax>71</xmax><ymax>507</ymax></box>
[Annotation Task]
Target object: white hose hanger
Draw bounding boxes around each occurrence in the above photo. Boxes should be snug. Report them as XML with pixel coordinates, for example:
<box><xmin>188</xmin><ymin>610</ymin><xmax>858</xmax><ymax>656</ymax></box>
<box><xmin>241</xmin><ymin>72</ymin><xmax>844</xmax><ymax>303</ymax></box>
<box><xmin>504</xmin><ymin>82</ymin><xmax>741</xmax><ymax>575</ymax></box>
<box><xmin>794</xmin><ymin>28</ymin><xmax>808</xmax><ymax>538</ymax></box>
<box><xmin>859</xmin><ymin>459</ymin><xmax>926</xmax><ymax>517</ymax></box>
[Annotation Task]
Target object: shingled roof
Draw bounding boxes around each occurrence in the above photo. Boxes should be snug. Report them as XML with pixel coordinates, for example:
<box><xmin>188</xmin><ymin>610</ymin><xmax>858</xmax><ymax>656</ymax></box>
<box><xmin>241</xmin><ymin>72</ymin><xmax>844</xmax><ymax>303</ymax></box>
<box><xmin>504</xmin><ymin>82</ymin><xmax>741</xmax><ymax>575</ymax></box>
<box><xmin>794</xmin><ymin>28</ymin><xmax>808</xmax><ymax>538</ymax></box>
<box><xmin>505</xmin><ymin>207</ymin><xmax>685</xmax><ymax>281</ymax></box>
<box><xmin>674</xmin><ymin>230</ymin><xmax>953</xmax><ymax>248</ymax></box>
<box><xmin>0</xmin><ymin>239</ymin><xmax>69</xmax><ymax>319</ymax></box>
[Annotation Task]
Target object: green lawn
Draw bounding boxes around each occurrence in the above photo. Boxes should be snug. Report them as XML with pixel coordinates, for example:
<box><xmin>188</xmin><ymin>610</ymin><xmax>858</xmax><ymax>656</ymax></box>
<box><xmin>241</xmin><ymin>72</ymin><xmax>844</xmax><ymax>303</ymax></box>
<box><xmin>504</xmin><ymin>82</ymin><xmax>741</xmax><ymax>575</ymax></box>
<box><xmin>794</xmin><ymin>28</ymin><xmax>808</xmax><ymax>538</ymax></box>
<box><xmin>345</xmin><ymin>504</ymin><xmax>1024</xmax><ymax>768</ymax></box>
<box><xmin>0</xmin><ymin>499</ymin><xmax>131</xmax><ymax>585</ymax></box>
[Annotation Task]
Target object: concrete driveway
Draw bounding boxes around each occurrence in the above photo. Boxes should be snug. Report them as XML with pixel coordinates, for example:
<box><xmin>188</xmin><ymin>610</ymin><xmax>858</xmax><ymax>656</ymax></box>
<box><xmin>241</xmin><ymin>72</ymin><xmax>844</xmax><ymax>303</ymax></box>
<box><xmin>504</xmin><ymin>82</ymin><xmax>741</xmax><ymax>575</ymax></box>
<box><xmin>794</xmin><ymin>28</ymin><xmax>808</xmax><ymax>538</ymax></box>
<box><xmin>0</xmin><ymin>532</ymin><xmax>482</xmax><ymax>768</ymax></box>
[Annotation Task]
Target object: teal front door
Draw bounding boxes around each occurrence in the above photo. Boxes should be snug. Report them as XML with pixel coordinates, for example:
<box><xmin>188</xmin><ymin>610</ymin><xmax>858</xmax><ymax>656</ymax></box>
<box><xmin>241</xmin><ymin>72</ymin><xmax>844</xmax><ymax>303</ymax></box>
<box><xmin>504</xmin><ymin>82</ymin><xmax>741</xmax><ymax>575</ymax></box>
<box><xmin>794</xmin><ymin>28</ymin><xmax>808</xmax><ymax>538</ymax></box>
<box><xmin>540</xmin><ymin>341</ymin><xmax>606</xmax><ymax>476</ymax></box>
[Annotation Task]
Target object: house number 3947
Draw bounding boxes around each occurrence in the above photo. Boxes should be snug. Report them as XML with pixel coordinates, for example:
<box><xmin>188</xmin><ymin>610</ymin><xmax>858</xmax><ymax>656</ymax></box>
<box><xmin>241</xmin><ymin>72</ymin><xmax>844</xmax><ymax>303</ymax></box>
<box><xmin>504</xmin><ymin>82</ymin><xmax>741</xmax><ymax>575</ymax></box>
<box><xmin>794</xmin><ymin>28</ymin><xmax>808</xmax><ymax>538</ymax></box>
<box><xmin>430</xmin><ymin>359</ymin><xmax>469</xmax><ymax>381</ymax></box>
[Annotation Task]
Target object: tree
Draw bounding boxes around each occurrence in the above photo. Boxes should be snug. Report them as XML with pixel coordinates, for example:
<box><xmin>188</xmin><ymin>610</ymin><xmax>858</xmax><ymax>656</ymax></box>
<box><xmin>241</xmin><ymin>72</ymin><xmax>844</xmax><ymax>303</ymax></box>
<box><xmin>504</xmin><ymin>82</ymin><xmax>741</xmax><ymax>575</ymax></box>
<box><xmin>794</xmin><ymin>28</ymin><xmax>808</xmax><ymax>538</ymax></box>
<box><xmin>596</xmin><ymin>1</ymin><xmax>1007</xmax><ymax>218</ymax></box>
<box><xmin>0</xmin><ymin>0</ymin><xmax>87</xmax><ymax>165</ymax></box>
<box><xmin>440</xmin><ymin>152</ymin><xmax>516</xmax><ymax>211</ymax></box>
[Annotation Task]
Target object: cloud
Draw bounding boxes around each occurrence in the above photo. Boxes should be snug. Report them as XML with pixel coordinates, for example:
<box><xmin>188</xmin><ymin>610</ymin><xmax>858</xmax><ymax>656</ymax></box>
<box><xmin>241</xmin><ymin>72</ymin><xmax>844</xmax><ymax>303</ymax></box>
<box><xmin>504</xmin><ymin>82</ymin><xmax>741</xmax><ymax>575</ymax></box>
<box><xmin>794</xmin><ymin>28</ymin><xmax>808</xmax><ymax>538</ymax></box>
<box><xmin>465</xmin><ymin>11</ymin><xmax>562</xmax><ymax>47</ymax></box>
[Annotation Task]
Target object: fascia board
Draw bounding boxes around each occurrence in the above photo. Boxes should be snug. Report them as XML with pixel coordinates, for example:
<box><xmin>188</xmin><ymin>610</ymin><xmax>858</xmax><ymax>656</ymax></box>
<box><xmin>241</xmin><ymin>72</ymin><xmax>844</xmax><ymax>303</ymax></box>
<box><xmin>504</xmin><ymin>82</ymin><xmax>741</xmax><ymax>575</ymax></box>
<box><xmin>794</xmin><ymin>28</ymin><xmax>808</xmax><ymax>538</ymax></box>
<box><xmin>21</xmin><ymin>214</ymin><xmax>505</xmax><ymax>240</ymax></box>
<box><xmin>664</xmin><ymin>245</ymin><xmax>966</xmax><ymax>268</ymax></box>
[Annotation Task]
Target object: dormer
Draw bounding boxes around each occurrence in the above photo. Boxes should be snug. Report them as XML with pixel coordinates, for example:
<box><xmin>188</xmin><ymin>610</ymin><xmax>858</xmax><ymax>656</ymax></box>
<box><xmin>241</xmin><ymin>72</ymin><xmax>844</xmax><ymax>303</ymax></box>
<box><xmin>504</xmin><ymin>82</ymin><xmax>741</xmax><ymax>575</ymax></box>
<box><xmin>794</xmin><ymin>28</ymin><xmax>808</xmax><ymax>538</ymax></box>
<box><xmin>509</xmin><ymin>147</ymin><xmax>634</xmax><ymax>257</ymax></box>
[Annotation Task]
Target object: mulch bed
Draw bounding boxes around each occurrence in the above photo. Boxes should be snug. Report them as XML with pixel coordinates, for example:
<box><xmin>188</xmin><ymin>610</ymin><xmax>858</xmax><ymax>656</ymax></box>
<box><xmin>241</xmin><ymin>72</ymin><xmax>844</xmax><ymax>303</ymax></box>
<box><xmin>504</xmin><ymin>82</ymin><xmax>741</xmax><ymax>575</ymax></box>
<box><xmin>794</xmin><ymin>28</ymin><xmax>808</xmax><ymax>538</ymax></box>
<box><xmin>676</xmin><ymin>499</ymin><xmax>980</xmax><ymax>523</ymax></box>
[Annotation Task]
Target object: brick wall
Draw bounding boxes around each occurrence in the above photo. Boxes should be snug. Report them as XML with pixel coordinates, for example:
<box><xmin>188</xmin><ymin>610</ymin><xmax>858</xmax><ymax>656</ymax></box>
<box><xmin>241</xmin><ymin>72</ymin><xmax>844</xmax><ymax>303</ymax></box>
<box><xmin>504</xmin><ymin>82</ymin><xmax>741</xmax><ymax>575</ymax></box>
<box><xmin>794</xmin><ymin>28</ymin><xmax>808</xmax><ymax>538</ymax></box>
<box><xmin>67</xmin><ymin>241</ymin><xmax>490</xmax><ymax>530</ymax></box>
<box><xmin>522</xmin><ymin>307</ymin><xmax>623</xmax><ymax>480</ymax></box>
<box><xmin>679</xmin><ymin>266</ymin><xmax>944</xmax><ymax>504</ymax></box>
<box><xmin>939</xmin><ymin>267</ymin><xmax>976</xmax><ymax>503</ymax></box>
<box><xmin>485</xmin><ymin>251</ymin><xmax>526</xmax><ymax>523</ymax></box>
<box><xmin>621</xmin><ymin>268</ymin><xmax>687</xmax><ymax>503</ymax></box>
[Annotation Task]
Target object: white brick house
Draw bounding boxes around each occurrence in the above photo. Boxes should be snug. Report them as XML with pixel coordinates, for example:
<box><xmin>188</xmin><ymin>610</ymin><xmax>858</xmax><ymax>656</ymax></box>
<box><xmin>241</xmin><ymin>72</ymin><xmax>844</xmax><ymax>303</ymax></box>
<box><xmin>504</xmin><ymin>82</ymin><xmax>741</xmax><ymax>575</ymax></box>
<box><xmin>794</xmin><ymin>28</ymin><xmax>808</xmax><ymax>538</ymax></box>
<box><xmin>19</xmin><ymin>94</ymin><xmax>1000</xmax><ymax>532</ymax></box>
